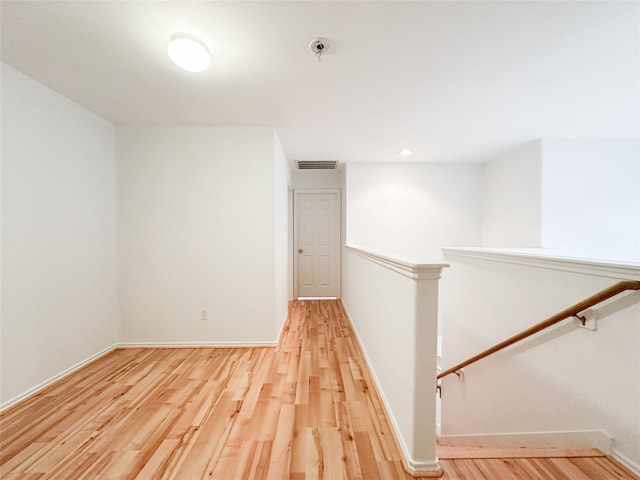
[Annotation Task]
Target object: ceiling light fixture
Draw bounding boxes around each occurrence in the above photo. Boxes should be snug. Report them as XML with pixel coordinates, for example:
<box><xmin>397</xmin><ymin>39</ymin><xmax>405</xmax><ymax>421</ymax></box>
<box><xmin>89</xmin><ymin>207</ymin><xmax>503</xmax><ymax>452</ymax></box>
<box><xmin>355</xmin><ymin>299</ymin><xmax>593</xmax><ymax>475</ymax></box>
<box><xmin>399</xmin><ymin>149</ymin><xmax>414</xmax><ymax>157</ymax></box>
<box><xmin>167</xmin><ymin>33</ymin><xmax>211</xmax><ymax>73</ymax></box>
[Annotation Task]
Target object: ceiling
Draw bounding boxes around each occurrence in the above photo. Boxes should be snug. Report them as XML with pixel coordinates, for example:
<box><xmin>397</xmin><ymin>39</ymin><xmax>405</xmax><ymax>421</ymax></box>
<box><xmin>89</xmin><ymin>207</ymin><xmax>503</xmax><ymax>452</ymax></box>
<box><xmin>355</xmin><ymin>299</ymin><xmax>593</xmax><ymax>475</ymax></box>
<box><xmin>1</xmin><ymin>1</ymin><xmax>638</xmax><ymax>165</ymax></box>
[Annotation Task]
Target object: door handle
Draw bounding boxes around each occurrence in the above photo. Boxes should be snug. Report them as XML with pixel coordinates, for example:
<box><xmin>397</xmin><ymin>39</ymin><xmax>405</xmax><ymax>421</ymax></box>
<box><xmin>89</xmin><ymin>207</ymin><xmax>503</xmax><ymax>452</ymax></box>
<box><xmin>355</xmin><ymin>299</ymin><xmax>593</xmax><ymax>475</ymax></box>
<box><xmin>298</xmin><ymin>249</ymin><xmax>303</xmax><ymax>253</ymax></box>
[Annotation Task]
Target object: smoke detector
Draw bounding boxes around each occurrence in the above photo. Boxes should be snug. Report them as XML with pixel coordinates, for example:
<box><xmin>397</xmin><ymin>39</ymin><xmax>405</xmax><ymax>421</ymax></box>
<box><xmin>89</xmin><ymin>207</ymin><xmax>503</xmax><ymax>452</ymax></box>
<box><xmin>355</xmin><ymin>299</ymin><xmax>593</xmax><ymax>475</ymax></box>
<box><xmin>309</xmin><ymin>38</ymin><xmax>331</xmax><ymax>61</ymax></box>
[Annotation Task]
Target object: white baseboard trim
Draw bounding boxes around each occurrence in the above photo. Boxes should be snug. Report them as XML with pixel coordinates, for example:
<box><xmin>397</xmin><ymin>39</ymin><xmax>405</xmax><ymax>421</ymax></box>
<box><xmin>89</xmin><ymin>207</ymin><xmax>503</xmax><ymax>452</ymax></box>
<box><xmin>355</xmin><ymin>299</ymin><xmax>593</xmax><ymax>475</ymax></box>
<box><xmin>275</xmin><ymin>310</ymin><xmax>290</xmax><ymax>347</ymax></box>
<box><xmin>0</xmin><ymin>344</ymin><xmax>118</xmax><ymax>413</ymax></box>
<box><xmin>341</xmin><ymin>301</ymin><xmax>442</xmax><ymax>477</ymax></box>
<box><xmin>438</xmin><ymin>430</ymin><xmax>615</xmax><ymax>454</ymax></box>
<box><xmin>405</xmin><ymin>459</ymin><xmax>444</xmax><ymax>478</ymax></box>
<box><xmin>612</xmin><ymin>447</ymin><xmax>640</xmax><ymax>478</ymax></box>
<box><xmin>117</xmin><ymin>341</ymin><xmax>278</xmax><ymax>348</ymax></box>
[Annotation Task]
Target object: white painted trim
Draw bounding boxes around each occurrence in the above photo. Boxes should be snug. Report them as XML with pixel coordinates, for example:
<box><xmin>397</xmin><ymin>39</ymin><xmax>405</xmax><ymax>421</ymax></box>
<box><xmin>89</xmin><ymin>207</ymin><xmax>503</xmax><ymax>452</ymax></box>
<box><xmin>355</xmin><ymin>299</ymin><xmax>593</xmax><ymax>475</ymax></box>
<box><xmin>345</xmin><ymin>244</ymin><xmax>449</xmax><ymax>280</ymax></box>
<box><xmin>612</xmin><ymin>447</ymin><xmax>640</xmax><ymax>478</ymax></box>
<box><xmin>438</xmin><ymin>430</ymin><xmax>615</xmax><ymax>454</ymax></box>
<box><xmin>341</xmin><ymin>302</ymin><xmax>442</xmax><ymax>476</ymax></box>
<box><xmin>275</xmin><ymin>310</ymin><xmax>290</xmax><ymax>347</ymax></box>
<box><xmin>117</xmin><ymin>341</ymin><xmax>278</xmax><ymax>348</ymax></box>
<box><xmin>296</xmin><ymin>296</ymin><xmax>338</xmax><ymax>300</ymax></box>
<box><xmin>442</xmin><ymin>247</ymin><xmax>640</xmax><ymax>280</ymax></box>
<box><xmin>405</xmin><ymin>459</ymin><xmax>443</xmax><ymax>477</ymax></box>
<box><xmin>0</xmin><ymin>344</ymin><xmax>118</xmax><ymax>412</ymax></box>
<box><xmin>292</xmin><ymin>188</ymin><xmax>343</xmax><ymax>194</ymax></box>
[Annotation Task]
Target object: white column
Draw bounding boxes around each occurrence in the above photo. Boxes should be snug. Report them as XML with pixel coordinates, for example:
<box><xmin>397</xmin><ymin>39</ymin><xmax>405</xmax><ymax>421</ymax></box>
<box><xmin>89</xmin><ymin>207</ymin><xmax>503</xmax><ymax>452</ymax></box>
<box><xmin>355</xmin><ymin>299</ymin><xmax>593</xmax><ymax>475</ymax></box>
<box><xmin>411</xmin><ymin>266</ymin><xmax>445</xmax><ymax>473</ymax></box>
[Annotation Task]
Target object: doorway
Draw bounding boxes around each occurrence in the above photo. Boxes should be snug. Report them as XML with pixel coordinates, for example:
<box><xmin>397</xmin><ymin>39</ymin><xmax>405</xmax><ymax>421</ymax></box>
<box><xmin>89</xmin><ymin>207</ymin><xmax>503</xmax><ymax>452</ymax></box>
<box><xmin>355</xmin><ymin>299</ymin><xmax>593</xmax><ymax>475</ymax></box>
<box><xmin>293</xmin><ymin>189</ymin><xmax>341</xmax><ymax>298</ymax></box>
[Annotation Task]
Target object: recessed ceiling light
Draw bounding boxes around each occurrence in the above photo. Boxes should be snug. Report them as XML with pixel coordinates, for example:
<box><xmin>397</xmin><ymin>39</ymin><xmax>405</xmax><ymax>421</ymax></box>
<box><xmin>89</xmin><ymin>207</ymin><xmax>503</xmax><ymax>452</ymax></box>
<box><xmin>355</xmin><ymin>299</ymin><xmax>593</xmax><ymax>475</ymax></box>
<box><xmin>167</xmin><ymin>33</ymin><xmax>211</xmax><ymax>73</ymax></box>
<box><xmin>399</xmin><ymin>149</ymin><xmax>414</xmax><ymax>157</ymax></box>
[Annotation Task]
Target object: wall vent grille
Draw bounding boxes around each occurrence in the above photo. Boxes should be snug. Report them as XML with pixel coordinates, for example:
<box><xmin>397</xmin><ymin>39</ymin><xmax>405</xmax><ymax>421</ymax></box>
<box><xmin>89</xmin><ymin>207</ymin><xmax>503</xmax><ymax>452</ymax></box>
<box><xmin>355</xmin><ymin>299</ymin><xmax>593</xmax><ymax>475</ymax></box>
<box><xmin>295</xmin><ymin>160</ymin><xmax>339</xmax><ymax>170</ymax></box>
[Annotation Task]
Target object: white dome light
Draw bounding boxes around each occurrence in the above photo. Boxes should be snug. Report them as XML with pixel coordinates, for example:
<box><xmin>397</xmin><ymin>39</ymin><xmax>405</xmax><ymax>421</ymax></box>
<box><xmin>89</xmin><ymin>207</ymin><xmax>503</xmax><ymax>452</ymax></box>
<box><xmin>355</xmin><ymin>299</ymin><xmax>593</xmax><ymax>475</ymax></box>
<box><xmin>167</xmin><ymin>33</ymin><xmax>211</xmax><ymax>73</ymax></box>
<box><xmin>399</xmin><ymin>149</ymin><xmax>414</xmax><ymax>157</ymax></box>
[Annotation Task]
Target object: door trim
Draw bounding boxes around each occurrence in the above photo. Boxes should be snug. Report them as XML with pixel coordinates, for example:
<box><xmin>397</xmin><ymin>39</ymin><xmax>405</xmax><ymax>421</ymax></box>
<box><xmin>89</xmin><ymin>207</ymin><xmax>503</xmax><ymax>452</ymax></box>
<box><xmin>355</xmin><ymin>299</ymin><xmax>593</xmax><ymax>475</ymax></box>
<box><xmin>293</xmin><ymin>188</ymin><xmax>341</xmax><ymax>299</ymax></box>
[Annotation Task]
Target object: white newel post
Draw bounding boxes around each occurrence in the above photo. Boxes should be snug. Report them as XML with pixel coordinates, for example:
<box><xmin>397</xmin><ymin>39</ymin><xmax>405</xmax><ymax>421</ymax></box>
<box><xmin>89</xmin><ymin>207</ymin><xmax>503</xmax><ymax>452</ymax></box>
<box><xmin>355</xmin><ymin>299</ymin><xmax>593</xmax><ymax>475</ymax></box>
<box><xmin>342</xmin><ymin>246</ymin><xmax>448</xmax><ymax>477</ymax></box>
<box><xmin>411</xmin><ymin>265</ymin><xmax>447</xmax><ymax>475</ymax></box>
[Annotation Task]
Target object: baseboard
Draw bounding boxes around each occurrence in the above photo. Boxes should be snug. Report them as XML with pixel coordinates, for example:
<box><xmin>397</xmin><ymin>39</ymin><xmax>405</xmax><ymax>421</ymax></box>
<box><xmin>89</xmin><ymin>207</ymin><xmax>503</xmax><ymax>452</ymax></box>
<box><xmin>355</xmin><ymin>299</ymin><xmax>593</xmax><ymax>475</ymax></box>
<box><xmin>117</xmin><ymin>341</ymin><xmax>278</xmax><ymax>348</ymax></box>
<box><xmin>340</xmin><ymin>301</ymin><xmax>442</xmax><ymax>478</ymax></box>
<box><xmin>0</xmin><ymin>344</ymin><xmax>118</xmax><ymax>413</ymax></box>
<box><xmin>612</xmin><ymin>447</ymin><xmax>640</xmax><ymax>478</ymax></box>
<box><xmin>404</xmin><ymin>459</ymin><xmax>444</xmax><ymax>478</ymax></box>
<box><xmin>438</xmin><ymin>430</ymin><xmax>615</xmax><ymax>454</ymax></box>
<box><xmin>275</xmin><ymin>310</ymin><xmax>290</xmax><ymax>347</ymax></box>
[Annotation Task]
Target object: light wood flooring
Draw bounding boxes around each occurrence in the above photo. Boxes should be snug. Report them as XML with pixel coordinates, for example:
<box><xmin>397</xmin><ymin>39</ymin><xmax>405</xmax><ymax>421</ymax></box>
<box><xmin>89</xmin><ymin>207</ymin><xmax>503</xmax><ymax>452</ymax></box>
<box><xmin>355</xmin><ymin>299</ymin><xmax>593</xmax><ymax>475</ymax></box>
<box><xmin>1</xmin><ymin>300</ymin><xmax>638</xmax><ymax>479</ymax></box>
<box><xmin>438</xmin><ymin>446</ymin><xmax>638</xmax><ymax>480</ymax></box>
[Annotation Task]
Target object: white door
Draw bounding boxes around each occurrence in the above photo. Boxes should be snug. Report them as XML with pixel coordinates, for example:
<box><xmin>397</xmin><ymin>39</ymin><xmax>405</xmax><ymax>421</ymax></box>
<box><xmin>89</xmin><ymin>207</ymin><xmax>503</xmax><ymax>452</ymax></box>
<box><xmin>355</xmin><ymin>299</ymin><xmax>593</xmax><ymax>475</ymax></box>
<box><xmin>294</xmin><ymin>190</ymin><xmax>341</xmax><ymax>298</ymax></box>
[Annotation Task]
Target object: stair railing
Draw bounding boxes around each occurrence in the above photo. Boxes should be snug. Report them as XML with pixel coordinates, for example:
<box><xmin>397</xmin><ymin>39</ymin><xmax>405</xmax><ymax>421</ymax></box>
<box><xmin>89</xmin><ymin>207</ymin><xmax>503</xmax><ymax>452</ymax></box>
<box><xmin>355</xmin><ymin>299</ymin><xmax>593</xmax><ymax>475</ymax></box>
<box><xmin>437</xmin><ymin>280</ymin><xmax>640</xmax><ymax>380</ymax></box>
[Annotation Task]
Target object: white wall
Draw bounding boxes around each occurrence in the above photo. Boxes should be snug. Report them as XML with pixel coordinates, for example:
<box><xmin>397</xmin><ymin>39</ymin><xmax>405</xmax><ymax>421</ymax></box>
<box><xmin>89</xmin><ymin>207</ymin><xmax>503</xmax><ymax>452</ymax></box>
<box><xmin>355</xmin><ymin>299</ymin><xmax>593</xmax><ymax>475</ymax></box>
<box><xmin>482</xmin><ymin>141</ymin><xmax>542</xmax><ymax>247</ymax></box>
<box><xmin>439</xmin><ymin>250</ymin><xmax>640</xmax><ymax>469</ymax></box>
<box><xmin>117</xmin><ymin>126</ymin><xmax>288</xmax><ymax>344</ymax></box>
<box><xmin>291</xmin><ymin>169</ymin><xmax>344</xmax><ymax>190</ymax></box>
<box><xmin>273</xmin><ymin>131</ymin><xmax>291</xmax><ymax>332</ymax></box>
<box><xmin>541</xmin><ymin>139</ymin><xmax>640</xmax><ymax>261</ymax></box>
<box><xmin>1</xmin><ymin>63</ymin><xmax>117</xmax><ymax>406</ymax></box>
<box><xmin>345</xmin><ymin>162</ymin><xmax>483</xmax><ymax>260</ymax></box>
<box><xmin>480</xmin><ymin>138</ymin><xmax>640</xmax><ymax>262</ymax></box>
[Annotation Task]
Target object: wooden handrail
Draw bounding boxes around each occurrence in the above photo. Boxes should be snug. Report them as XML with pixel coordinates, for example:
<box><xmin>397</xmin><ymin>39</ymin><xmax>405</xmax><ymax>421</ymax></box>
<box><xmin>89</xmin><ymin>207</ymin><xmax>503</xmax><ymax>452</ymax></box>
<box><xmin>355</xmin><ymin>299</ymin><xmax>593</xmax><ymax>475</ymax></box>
<box><xmin>437</xmin><ymin>280</ymin><xmax>640</xmax><ymax>380</ymax></box>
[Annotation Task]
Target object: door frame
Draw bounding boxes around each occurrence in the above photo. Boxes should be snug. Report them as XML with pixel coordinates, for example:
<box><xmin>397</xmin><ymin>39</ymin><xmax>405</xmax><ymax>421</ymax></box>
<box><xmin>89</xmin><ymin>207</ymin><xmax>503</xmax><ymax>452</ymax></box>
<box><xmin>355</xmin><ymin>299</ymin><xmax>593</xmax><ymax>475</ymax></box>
<box><xmin>293</xmin><ymin>188</ymin><xmax>342</xmax><ymax>299</ymax></box>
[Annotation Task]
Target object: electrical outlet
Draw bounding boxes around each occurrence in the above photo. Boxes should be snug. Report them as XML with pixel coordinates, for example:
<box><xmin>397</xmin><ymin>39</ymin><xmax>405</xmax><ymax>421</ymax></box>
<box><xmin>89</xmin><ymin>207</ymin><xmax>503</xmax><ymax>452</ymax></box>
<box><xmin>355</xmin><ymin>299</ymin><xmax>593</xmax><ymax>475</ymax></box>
<box><xmin>201</xmin><ymin>310</ymin><xmax>207</xmax><ymax>321</ymax></box>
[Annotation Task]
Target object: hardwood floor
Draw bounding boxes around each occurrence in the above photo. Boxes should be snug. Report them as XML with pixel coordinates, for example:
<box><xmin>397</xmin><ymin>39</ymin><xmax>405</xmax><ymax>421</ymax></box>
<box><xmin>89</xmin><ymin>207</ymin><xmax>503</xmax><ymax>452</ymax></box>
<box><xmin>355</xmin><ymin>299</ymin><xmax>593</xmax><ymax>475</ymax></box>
<box><xmin>437</xmin><ymin>447</ymin><xmax>638</xmax><ymax>479</ymax></box>
<box><xmin>1</xmin><ymin>300</ymin><xmax>412</xmax><ymax>479</ymax></box>
<box><xmin>1</xmin><ymin>300</ymin><xmax>637</xmax><ymax>479</ymax></box>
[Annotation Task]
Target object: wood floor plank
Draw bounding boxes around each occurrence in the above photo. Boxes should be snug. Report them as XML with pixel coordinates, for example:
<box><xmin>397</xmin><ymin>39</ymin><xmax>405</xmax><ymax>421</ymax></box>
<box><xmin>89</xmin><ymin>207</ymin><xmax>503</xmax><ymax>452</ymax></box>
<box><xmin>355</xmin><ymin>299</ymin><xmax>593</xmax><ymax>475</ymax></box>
<box><xmin>336</xmin><ymin>400</ymin><xmax>363</xmax><ymax>479</ymax></box>
<box><xmin>592</xmin><ymin>456</ymin><xmax>640</xmax><ymax>479</ymax></box>
<box><xmin>439</xmin><ymin>455</ymin><xmax>640</xmax><ymax>480</ymax></box>
<box><xmin>266</xmin><ymin>404</ymin><xmax>295</xmax><ymax>479</ymax></box>
<box><xmin>548</xmin><ymin>457</ymin><xmax>597</xmax><ymax>480</ymax></box>
<box><xmin>354</xmin><ymin>431</ymin><xmax>383</xmax><ymax>480</ymax></box>
<box><xmin>521</xmin><ymin>457</ymin><xmax>569</xmax><ymax>480</ymax></box>
<box><xmin>2</xmin><ymin>300</ymin><xmax>638</xmax><ymax>479</ymax></box>
<box><xmin>305</xmin><ymin>427</ymin><xmax>324</xmax><ymax>480</ymax></box>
